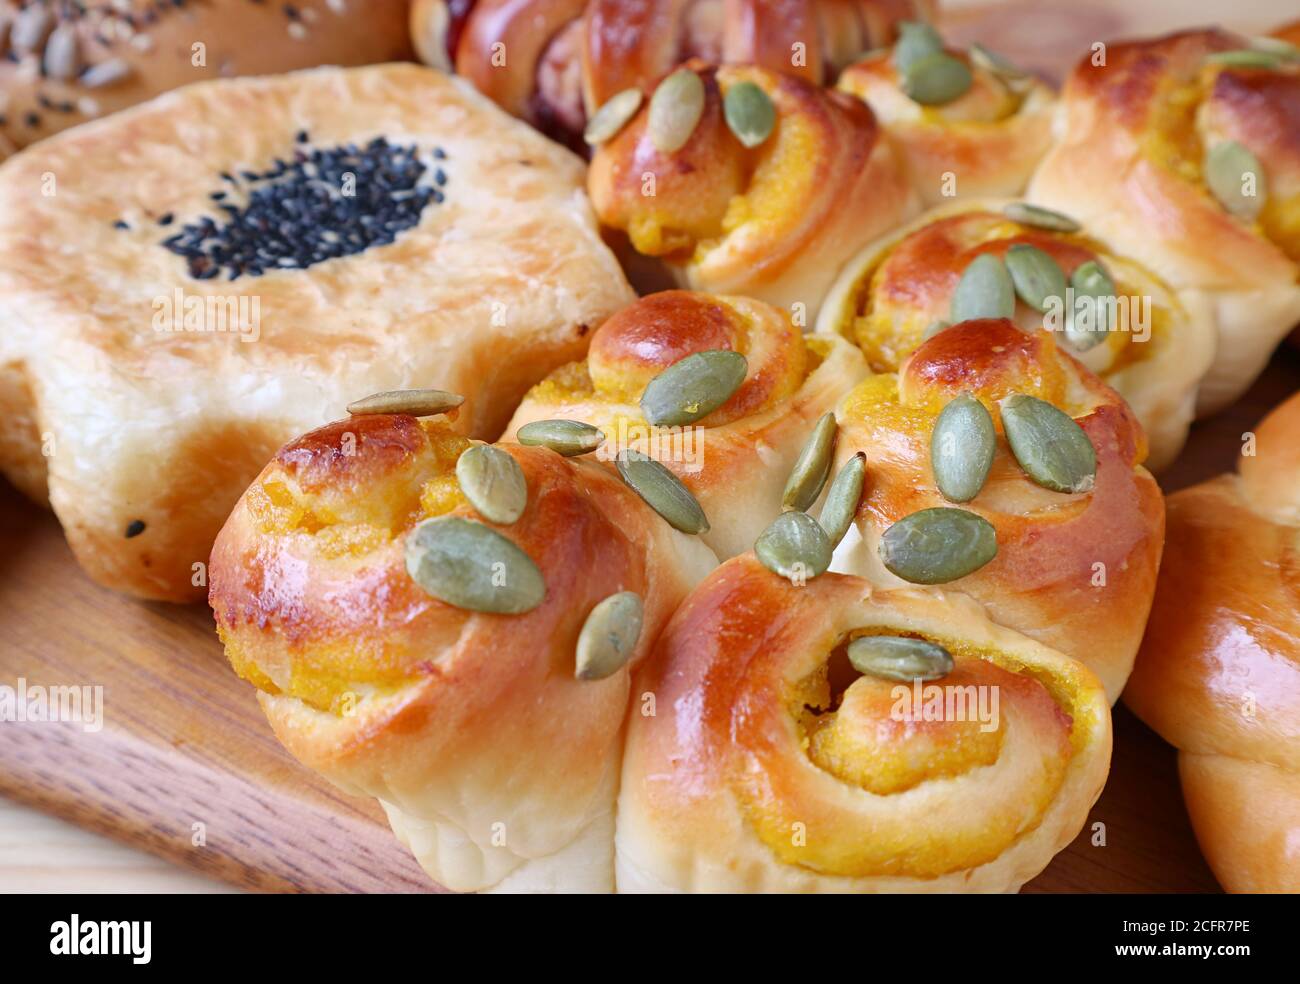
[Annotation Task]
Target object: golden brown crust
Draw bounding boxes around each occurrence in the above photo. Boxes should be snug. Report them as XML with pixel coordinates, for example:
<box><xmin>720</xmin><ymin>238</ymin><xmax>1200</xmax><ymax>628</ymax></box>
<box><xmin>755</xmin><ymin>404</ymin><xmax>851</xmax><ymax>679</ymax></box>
<box><xmin>1027</xmin><ymin>29</ymin><xmax>1300</xmax><ymax>415</ymax></box>
<box><xmin>210</xmin><ymin>412</ymin><xmax>718</xmax><ymax>892</ymax></box>
<box><xmin>617</xmin><ymin>554</ymin><xmax>1112</xmax><ymax>892</ymax></box>
<box><xmin>1124</xmin><ymin>392</ymin><xmax>1300</xmax><ymax>892</ymax></box>
<box><xmin>502</xmin><ymin>290</ymin><xmax>870</xmax><ymax>558</ymax></box>
<box><xmin>589</xmin><ymin>61</ymin><xmax>917</xmax><ymax>317</ymax></box>
<box><xmin>0</xmin><ymin>0</ymin><xmax>414</xmax><ymax>154</ymax></box>
<box><xmin>837</xmin><ymin>48</ymin><xmax>1055</xmax><ymax>205</ymax></box>
<box><xmin>830</xmin><ymin>319</ymin><xmax>1165</xmax><ymax>701</ymax></box>
<box><xmin>0</xmin><ymin>63</ymin><xmax>633</xmax><ymax>602</ymax></box>
<box><xmin>815</xmin><ymin>199</ymin><xmax>1219</xmax><ymax>470</ymax></box>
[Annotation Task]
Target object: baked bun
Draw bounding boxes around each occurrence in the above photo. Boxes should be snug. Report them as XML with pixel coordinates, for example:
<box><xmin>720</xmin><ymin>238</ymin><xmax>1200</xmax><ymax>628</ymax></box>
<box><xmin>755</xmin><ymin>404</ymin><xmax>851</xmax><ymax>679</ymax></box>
<box><xmin>815</xmin><ymin>199</ymin><xmax>1218</xmax><ymax>470</ymax></box>
<box><xmin>0</xmin><ymin>0</ymin><xmax>414</xmax><ymax>155</ymax></box>
<box><xmin>1124</xmin><ymin>392</ymin><xmax>1300</xmax><ymax>893</ymax></box>
<box><xmin>1027</xmin><ymin>29</ymin><xmax>1300</xmax><ymax>416</ymax></box>
<box><xmin>617</xmin><ymin>554</ymin><xmax>1112</xmax><ymax>893</ymax></box>
<box><xmin>0</xmin><ymin>64</ymin><xmax>632</xmax><ymax>602</ymax></box>
<box><xmin>829</xmin><ymin>319</ymin><xmax>1165</xmax><ymax>701</ymax></box>
<box><xmin>502</xmin><ymin>290</ymin><xmax>869</xmax><ymax>558</ymax></box>
<box><xmin>412</xmin><ymin>0</ymin><xmax>932</xmax><ymax>141</ymax></box>
<box><xmin>837</xmin><ymin>35</ymin><xmax>1055</xmax><ymax>205</ymax></box>
<box><xmin>588</xmin><ymin>61</ymin><xmax>918</xmax><ymax>319</ymax></box>
<box><xmin>210</xmin><ymin>411</ymin><xmax>719</xmax><ymax>893</ymax></box>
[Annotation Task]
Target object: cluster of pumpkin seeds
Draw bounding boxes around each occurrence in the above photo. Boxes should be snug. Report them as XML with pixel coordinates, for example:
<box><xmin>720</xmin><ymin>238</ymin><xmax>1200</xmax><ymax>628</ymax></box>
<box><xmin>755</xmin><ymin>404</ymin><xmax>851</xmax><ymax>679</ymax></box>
<box><xmin>754</xmin><ymin>413</ymin><xmax>867</xmax><ymax>582</ymax></box>
<box><xmin>894</xmin><ymin>20</ymin><xmax>972</xmax><ymax>106</ymax></box>
<box><xmin>584</xmin><ymin>69</ymin><xmax>778</xmax><ymax>153</ymax></box>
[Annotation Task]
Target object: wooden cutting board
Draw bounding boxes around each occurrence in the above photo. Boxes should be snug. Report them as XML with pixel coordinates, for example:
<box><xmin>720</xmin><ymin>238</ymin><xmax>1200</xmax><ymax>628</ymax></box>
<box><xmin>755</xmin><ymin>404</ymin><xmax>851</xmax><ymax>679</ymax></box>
<box><xmin>2</xmin><ymin>350</ymin><xmax>1295</xmax><ymax>893</ymax></box>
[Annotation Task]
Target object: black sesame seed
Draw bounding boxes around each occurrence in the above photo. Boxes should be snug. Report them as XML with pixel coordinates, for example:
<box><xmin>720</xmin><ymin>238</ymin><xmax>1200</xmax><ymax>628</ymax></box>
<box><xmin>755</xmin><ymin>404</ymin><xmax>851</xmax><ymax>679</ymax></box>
<box><xmin>124</xmin><ymin>520</ymin><xmax>146</xmax><ymax>538</ymax></box>
<box><xmin>113</xmin><ymin>220</ymin><xmax>130</xmax><ymax>230</ymax></box>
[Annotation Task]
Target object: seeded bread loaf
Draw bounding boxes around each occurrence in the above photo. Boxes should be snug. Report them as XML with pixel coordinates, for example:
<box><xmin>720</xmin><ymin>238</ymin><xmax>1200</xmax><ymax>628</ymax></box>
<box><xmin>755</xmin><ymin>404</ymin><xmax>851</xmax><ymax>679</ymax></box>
<box><xmin>815</xmin><ymin>199</ymin><xmax>1219</xmax><ymax>471</ymax></box>
<box><xmin>502</xmin><ymin>290</ymin><xmax>869</xmax><ymax>559</ymax></box>
<box><xmin>0</xmin><ymin>0</ymin><xmax>414</xmax><ymax>156</ymax></box>
<box><xmin>1026</xmin><ymin>29</ymin><xmax>1300</xmax><ymax>416</ymax></box>
<box><xmin>0</xmin><ymin>63</ymin><xmax>633</xmax><ymax>602</ymax></box>
<box><xmin>209</xmin><ymin>411</ymin><xmax>719</xmax><ymax>893</ymax></box>
<box><xmin>616</xmin><ymin>555</ymin><xmax>1112</xmax><ymax>893</ymax></box>
<box><xmin>588</xmin><ymin>62</ymin><xmax>919</xmax><ymax>320</ymax></box>
<box><xmin>827</xmin><ymin>319</ymin><xmax>1165</xmax><ymax>702</ymax></box>
<box><xmin>412</xmin><ymin>0</ymin><xmax>931</xmax><ymax>143</ymax></box>
<box><xmin>1123</xmin><ymin>391</ymin><xmax>1300</xmax><ymax>893</ymax></box>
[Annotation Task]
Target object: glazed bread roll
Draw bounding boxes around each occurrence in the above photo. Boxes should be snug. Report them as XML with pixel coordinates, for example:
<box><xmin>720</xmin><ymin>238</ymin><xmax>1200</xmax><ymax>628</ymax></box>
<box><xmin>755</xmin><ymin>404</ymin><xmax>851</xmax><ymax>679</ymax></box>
<box><xmin>0</xmin><ymin>63</ymin><xmax>632</xmax><ymax>602</ymax></box>
<box><xmin>815</xmin><ymin>199</ymin><xmax>1218</xmax><ymax>471</ymax></box>
<box><xmin>1027</xmin><ymin>29</ymin><xmax>1300</xmax><ymax>416</ymax></box>
<box><xmin>412</xmin><ymin>0</ymin><xmax>931</xmax><ymax>141</ymax></box>
<box><xmin>210</xmin><ymin>410</ymin><xmax>719</xmax><ymax>893</ymax></box>
<box><xmin>502</xmin><ymin>290</ymin><xmax>869</xmax><ymax>558</ymax></box>
<box><xmin>829</xmin><ymin>319</ymin><xmax>1165</xmax><ymax>701</ymax></box>
<box><xmin>837</xmin><ymin>32</ymin><xmax>1055</xmax><ymax>204</ymax></box>
<box><xmin>1124</xmin><ymin>392</ymin><xmax>1300</xmax><ymax>893</ymax></box>
<box><xmin>588</xmin><ymin>61</ymin><xmax>918</xmax><ymax>319</ymax></box>
<box><xmin>0</xmin><ymin>0</ymin><xmax>414</xmax><ymax>156</ymax></box>
<box><xmin>617</xmin><ymin>555</ymin><xmax>1112</xmax><ymax>893</ymax></box>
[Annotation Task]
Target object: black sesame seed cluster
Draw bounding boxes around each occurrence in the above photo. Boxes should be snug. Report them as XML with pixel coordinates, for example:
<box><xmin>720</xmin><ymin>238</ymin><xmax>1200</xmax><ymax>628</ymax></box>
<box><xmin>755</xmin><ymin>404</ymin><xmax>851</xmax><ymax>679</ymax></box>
<box><xmin>158</xmin><ymin>134</ymin><xmax>447</xmax><ymax>280</ymax></box>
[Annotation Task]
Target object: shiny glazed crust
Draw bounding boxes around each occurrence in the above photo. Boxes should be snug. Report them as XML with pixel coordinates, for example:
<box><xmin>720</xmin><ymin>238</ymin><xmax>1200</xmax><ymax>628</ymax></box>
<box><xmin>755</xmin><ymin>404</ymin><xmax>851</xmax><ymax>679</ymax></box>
<box><xmin>0</xmin><ymin>0</ymin><xmax>414</xmax><ymax>155</ymax></box>
<box><xmin>502</xmin><ymin>290</ymin><xmax>870</xmax><ymax>558</ymax></box>
<box><xmin>209</xmin><ymin>413</ymin><xmax>719</xmax><ymax>893</ymax></box>
<box><xmin>837</xmin><ymin>49</ymin><xmax>1056</xmax><ymax>205</ymax></box>
<box><xmin>829</xmin><ymin>319</ymin><xmax>1165</xmax><ymax>701</ymax></box>
<box><xmin>616</xmin><ymin>555</ymin><xmax>1112</xmax><ymax>892</ymax></box>
<box><xmin>0</xmin><ymin>64</ymin><xmax>633</xmax><ymax>601</ymax></box>
<box><xmin>1027</xmin><ymin>29</ymin><xmax>1300</xmax><ymax>416</ymax></box>
<box><xmin>1124</xmin><ymin>392</ymin><xmax>1300</xmax><ymax>893</ymax></box>
<box><xmin>588</xmin><ymin>62</ymin><xmax>918</xmax><ymax>318</ymax></box>
<box><xmin>815</xmin><ymin>198</ymin><xmax>1218</xmax><ymax>471</ymax></box>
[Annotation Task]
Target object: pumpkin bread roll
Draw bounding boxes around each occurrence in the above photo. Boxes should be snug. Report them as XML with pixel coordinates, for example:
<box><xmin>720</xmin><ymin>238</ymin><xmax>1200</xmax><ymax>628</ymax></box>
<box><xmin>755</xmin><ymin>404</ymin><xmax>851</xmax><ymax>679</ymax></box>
<box><xmin>0</xmin><ymin>0</ymin><xmax>414</xmax><ymax>155</ymax></box>
<box><xmin>502</xmin><ymin>290</ymin><xmax>869</xmax><ymax>559</ymax></box>
<box><xmin>588</xmin><ymin>62</ymin><xmax>918</xmax><ymax>319</ymax></box>
<box><xmin>616</xmin><ymin>555</ymin><xmax>1112</xmax><ymax>893</ymax></box>
<box><xmin>816</xmin><ymin>199</ymin><xmax>1217</xmax><ymax>471</ymax></box>
<box><xmin>0</xmin><ymin>64</ymin><xmax>632</xmax><ymax>602</ymax></box>
<box><xmin>837</xmin><ymin>29</ymin><xmax>1055</xmax><ymax>205</ymax></box>
<box><xmin>1027</xmin><ymin>29</ymin><xmax>1300</xmax><ymax>416</ymax></box>
<box><xmin>1124</xmin><ymin>392</ymin><xmax>1300</xmax><ymax>893</ymax></box>
<box><xmin>412</xmin><ymin>0</ymin><xmax>931</xmax><ymax>141</ymax></box>
<box><xmin>210</xmin><ymin>410</ymin><xmax>719</xmax><ymax>893</ymax></box>
<box><xmin>829</xmin><ymin>319</ymin><xmax>1165</xmax><ymax>701</ymax></box>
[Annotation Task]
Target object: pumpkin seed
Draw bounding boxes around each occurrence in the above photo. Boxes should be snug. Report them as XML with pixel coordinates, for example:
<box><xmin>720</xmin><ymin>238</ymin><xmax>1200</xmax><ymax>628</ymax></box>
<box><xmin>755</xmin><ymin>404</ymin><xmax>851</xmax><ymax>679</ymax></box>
<box><xmin>902</xmin><ymin>51</ymin><xmax>973</xmax><ymax>105</ymax></box>
<box><xmin>616</xmin><ymin>450</ymin><xmax>709</xmax><ymax>534</ymax></box>
<box><xmin>969</xmin><ymin>43</ymin><xmax>1029</xmax><ymax>80</ymax></box>
<box><xmin>922</xmin><ymin>319</ymin><xmax>952</xmax><ymax>340</ymax></box>
<box><xmin>648</xmin><ymin>68</ymin><xmax>705</xmax><ymax>153</ymax></box>
<box><xmin>755</xmin><ymin>510</ymin><xmax>832</xmax><ymax>581</ymax></box>
<box><xmin>515</xmin><ymin>419</ymin><xmax>605</xmax><ymax>456</ymax></box>
<box><xmin>1249</xmin><ymin>37</ymin><xmax>1300</xmax><ymax>59</ymax></box>
<box><xmin>405</xmin><ymin>516</ymin><xmax>545</xmax><ymax>614</ymax></box>
<box><xmin>1205</xmin><ymin>140</ymin><xmax>1267</xmax><ymax>219</ymax></box>
<box><xmin>998</xmin><ymin>394</ymin><xmax>1096</xmax><ymax>493</ymax></box>
<box><xmin>878</xmin><ymin>507</ymin><xmax>997</xmax><ymax>584</ymax></box>
<box><xmin>347</xmin><ymin>388</ymin><xmax>464</xmax><ymax>417</ymax></box>
<box><xmin>819</xmin><ymin>452</ymin><xmax>866</xmax><ymax>548</ymax></box>
<box><xmin>1005</xmin><ymin>243</ymin><xmax>1067</xmax><ymax>313</ymax></box>
<box><xmin>455</xmin><ymin>445</ymin><xmax>527</xmax><ymax>525</ymax></box>
<box><xmin>782</xmin><ymin>412</ymin><xmax>837</xmax><ymax>512</ymax></box>
<box><xmin>931</xmin><ymin>394</ymin><xmax>995</xmax><ymax>503</ymax></box>
<box><xmin>584</xmin><ymin>87</ymin><xmax>644</xmax><ymax>145</ymax></box>
<box><xmin>848</xmin><ymin>635</ymin><xmax>954</xmax><ymax>682</ymax></box>
<box><xmin>723</xmin><ymin>80</ymin><xmax>776</xmax><ymax>148</ymax></box>
<box><xmin>1002</xmin><ymin>202</ymin><xmax>1081</xmax><ymax>233</ymax></box>
<box><xmin>893</xmin><ymin>20</ymin><xmax>944</xmax><ymax>73</ymax></box>
<box><xmin>1065</xmin><ymin>259</ymin><xmax>1116</xmax><ymax>350</ymax></box>
<box><xmin>641</xmin><ymin>349</ymin><xmax>747</xmax><ymax>426</ymax></box>
<box><xmin>951</xmin><ymin>253</ymin><xmax>1015</xmax><ymax>321</ymax></box>
<box><xmin>575</xmin><ymin>591</ymin><xmax>644</xmax><ymax>680</ymax></box>
<box><xmin>1204</xmin><ymin>49</ymin><xmax>1286</xmax><ymax>69</ymax></box>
